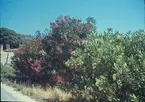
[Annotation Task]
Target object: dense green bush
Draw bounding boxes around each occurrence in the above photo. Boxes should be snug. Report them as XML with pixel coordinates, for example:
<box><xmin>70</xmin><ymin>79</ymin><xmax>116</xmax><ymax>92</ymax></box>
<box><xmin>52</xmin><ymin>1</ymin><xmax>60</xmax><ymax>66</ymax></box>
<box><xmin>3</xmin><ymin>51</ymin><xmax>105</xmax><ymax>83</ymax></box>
<box><xmin>0</xmin><ymin>28</ymin><xmax>24</xmax><ymax>49</ymax></box>
<box><xmin>66</xmin><ymin>29</ymin><xmax>145</xmax><ymax>101</ymax></box>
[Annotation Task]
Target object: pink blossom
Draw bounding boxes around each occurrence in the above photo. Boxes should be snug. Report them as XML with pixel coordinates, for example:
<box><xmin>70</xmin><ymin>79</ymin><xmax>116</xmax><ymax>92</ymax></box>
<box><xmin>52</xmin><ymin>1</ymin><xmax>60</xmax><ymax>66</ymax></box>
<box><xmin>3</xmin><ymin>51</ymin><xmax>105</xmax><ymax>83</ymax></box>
<box><xmin>32</xmin><ymin>67</ymin><xmax>40</xmax><ymax>73</ymax></box>
<box><xmin>52</xmin><ymin>26</ymin><xmax>56</xmax><ymax>32</ymax></box>
<box><xmin>28</xmin><ymin>60</ymin><xmax>41</xmax><ymax>73</ymax></box>
<box><xmin>69</xmin><ymin>66</ymin><xmax>73</xmax><ymax>70</ymax></box>
<box><xmin>51</xmin><ymin>75</ymin><xmax>65</xmax><ymax>83</ymax></box>
<box><xmin>60</xmin><ymin>36</ymin><xmax>66</xmax><ymax>40</ymax></box>
<box><xmin>68</xmin><ymin>49</ymin><xmax>72</xmax><ymax>54</ymax></box>
<box><xmin>56</xmin><ymin>20</ymin><xmax>59</xmax><ymax>24</ymax></box>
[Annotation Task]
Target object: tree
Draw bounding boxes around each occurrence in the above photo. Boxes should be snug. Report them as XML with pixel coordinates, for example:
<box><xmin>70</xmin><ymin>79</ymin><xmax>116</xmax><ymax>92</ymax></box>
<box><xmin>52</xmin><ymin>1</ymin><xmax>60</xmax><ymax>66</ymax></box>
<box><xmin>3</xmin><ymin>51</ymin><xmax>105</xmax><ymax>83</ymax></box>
<box><xmin>0</xmin><ymin>28</ymin><xmax>22</xmax><ymax>49</ymax></box>
<box><xmin>35</xmin><ymin>30</ymin><xmax>42</xmax><ymax>39</ymax></box>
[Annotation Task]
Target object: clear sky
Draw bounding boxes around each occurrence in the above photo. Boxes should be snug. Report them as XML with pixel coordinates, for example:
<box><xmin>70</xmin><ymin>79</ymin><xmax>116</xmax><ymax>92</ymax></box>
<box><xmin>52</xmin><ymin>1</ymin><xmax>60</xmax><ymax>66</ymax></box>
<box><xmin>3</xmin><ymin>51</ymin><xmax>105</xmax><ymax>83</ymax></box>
<box><xmin>0</xmin><ymin>0</ymin><xmax>144</xmax><ymax>35</ymax></box>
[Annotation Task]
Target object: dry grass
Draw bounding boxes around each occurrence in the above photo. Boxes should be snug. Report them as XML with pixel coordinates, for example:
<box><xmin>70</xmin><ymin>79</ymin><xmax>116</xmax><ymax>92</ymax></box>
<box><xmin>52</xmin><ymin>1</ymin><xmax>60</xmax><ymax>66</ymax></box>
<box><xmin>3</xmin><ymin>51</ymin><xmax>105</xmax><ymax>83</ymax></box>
<box><xmin>1</xmin><ymin>51</ymin><xmax>73</xmax><ymax>102</ymax></box>
<box><xmin>17</xmin><ymin>84</ymin><xmax>72</xmax><ymax>102</ymax></box>
<box><xmin>1</xmin><ymin>51</ymin><xmax>14</xmax><ymax>64</ymax></box>
<box><xmin>2</xmin><ymin>77</ymin><xmax>73</xmax><ymax>102</ymax></box>
<box><xmin>45</xmin><ymin>87</ymin><xmax>72</xmax><ymax>101</ymax></box>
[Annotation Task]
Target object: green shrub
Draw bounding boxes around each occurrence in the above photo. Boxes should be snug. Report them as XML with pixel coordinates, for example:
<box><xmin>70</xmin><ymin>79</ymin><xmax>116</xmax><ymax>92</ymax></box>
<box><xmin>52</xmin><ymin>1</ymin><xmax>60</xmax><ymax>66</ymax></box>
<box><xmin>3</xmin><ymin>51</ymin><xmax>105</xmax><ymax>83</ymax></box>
<box><xmin>66</xmin><ymin>29</ymin><xmax>145</xmax><ymax>101</ymax></box>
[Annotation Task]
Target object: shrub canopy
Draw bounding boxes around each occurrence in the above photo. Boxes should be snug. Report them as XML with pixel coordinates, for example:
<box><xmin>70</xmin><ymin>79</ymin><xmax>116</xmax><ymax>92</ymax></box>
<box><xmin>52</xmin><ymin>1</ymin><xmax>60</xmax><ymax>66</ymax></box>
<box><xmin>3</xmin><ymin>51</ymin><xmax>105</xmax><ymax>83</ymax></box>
<box><xmin>12</xmin><ymin>16</ymin><xmax>145</xmax><ymax>101</ymax></box>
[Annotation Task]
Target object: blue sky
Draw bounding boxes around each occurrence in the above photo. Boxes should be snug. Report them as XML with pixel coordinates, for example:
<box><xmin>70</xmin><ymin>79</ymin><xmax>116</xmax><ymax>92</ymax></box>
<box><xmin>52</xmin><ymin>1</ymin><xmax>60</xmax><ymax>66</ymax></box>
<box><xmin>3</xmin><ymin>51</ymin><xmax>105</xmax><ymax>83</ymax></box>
<box><xmin>0</xmin><ymin>0</ymin><xmax>144</xmax><ymax>35</ymax></box>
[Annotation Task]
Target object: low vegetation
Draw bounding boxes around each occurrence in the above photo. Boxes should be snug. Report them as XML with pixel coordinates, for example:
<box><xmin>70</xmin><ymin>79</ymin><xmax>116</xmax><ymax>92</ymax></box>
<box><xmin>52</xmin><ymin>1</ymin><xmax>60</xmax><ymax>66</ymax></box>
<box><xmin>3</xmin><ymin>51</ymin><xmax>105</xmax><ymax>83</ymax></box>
<box><xmin>1</xmin><ymin>64</ymin><xmax>73</xmax><ymax>102</ymax></box>
<box><xmin>1</xmin><ymin>16</ymin><xmax>145</xmax><ymax>102</ymax></box>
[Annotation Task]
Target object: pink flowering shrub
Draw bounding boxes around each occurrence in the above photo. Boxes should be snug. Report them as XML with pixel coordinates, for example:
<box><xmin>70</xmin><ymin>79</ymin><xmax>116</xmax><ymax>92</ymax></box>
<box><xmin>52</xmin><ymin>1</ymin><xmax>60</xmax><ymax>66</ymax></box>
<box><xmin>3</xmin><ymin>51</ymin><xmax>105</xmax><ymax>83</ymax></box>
<box><xmin>27</xmin><ymin>59</ymin><xmax>41</xmax><ymax>73</ymax></box>
<box><xmin>12</xmin><ymin>39</ymin><xmax>43</xmax><ymax>83</ymax></box>
<box><xmin>12</xmin><ymin>16</ymin><xmax>96</xmax><ymax>86</ymax></box>
<box><xmin>51</xmin><ymin>75</ymin><xmax>65</xmax><ymax>84</ymax></box>
<box><xmin>41</xmin><ymin>16</ymin><xmax>96</xmax><ymax>85</ymax></box>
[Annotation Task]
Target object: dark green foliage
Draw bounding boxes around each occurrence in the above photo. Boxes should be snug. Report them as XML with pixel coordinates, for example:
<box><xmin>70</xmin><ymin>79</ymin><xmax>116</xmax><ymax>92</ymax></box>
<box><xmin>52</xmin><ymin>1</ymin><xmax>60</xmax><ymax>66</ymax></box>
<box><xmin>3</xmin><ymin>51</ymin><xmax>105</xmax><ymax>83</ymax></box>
<box><xmin>0</xmin><ymin>28</ymin><xmax>22</xmax><ymax>49</ymax></box>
